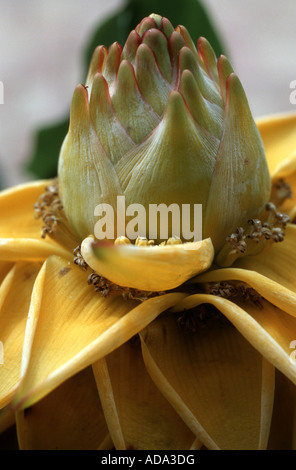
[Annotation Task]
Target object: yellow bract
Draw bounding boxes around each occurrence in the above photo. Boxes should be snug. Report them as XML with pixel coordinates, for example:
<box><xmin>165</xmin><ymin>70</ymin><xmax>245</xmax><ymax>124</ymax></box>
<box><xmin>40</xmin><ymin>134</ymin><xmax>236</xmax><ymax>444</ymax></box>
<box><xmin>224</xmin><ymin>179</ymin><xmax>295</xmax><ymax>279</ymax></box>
<box><xmin>81</xmin><ymin>236</ymin><xmax>214</xmax><ymax>291</ymax></box>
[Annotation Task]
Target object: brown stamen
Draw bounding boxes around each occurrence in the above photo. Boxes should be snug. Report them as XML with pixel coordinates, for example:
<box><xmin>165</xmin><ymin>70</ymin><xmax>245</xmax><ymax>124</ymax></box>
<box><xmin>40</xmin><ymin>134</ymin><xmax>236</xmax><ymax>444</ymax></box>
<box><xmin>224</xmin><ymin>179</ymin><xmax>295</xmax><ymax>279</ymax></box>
<box><xmin>226</xmin><ymin>201</ymin><xmax>290</xmax><ymax>254</ymax></box>
<box><xmin>177</xmin><ymin>304</ymin><xmax>230</xmax><ymax>333</ymax></box>
<box><xmin>87</xmin><ymin>271</ymin><xmax>165</xmax><ymax>301</ymax></box>
<box><xmin>73</xmin><ymin>245</ymin><xmax>165</xmax><ymax>301</ymax></box>
<box><xmin>204</xmin><ymin>281</ymin><xmax>264</xmax><ymax>309</ymax></box>
<box><xmin>73</xmin><ymin>246</ymin><xmax>88</xmax><ymax>270</ymax></box>
<box><xmin>34</xmin><ymin>179</ymin><xmax>63</xmax><ymax>238</ymax></box>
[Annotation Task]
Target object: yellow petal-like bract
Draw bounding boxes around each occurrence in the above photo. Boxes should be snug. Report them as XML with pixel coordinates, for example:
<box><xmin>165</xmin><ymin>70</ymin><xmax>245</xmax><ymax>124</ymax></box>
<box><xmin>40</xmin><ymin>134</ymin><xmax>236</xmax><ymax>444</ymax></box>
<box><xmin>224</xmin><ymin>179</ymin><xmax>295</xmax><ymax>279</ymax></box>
<box><xmin>81</xmin><ymin>236</ymin><xmax>214</xmax><ymax>291</ymax></box>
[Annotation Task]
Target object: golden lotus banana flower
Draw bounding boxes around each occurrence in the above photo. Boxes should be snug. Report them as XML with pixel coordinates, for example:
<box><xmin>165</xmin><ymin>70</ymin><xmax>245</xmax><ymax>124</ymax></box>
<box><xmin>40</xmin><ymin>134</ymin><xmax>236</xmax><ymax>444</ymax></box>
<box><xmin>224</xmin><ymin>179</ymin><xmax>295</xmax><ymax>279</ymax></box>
<box><xmin>2</xmin><ymin>13</ymin><xmax>296</xmax><ymax>452</ymax></box>
<box><xmin>58</xmin><ymin>13</ymin><xmax>271</xmax><ymax>264</ymax></box>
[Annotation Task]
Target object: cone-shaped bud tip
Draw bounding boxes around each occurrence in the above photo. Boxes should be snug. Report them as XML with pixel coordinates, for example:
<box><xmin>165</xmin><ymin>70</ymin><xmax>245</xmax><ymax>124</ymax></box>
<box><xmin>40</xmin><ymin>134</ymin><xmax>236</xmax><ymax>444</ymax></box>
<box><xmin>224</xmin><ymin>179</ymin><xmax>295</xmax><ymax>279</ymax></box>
<box><xmin>58</xmin><ymin>13</ymin><xmax>271</xmax><ymax>266</ymax></box>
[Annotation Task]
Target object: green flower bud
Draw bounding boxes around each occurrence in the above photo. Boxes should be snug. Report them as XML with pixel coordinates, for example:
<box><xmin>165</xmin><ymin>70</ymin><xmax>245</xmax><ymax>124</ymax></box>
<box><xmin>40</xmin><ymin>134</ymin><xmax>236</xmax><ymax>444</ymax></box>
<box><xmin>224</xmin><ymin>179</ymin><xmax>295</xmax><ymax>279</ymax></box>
<box><xmin>58</xmin><ymin>13</ymin><xmax>271</xmax><ymax>254</ymax></box>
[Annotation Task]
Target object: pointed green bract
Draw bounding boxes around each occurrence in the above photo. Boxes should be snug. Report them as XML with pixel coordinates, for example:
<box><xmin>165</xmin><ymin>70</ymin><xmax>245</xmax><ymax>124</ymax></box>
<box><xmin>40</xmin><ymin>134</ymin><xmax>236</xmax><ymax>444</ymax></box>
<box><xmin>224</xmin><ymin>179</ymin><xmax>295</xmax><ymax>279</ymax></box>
<box><xmin>142</xmin><ymin>29</ymin><xmax>172</xmax><ymax>82</ymax></box>
<box><xmin>135</xmin><ymin>44</ymin><xmax>171</xmax><ymax>116</ymax></box>
<box><xmin>179</xmin><ymin>69</ymin><xmax>222</xmax><ymax>138</ymax></box>
<box><xmin>197</xmin><ymin>37</ymin><xmax>220</xmax><ymax>85</ymax></box>
<box><xmin>90</xmin><ymin>73</ymin><xmax>135</xmax><ymax>164</ymax></box>
<box><xmin>58</xmin><ymin>84</ymin><xmax>122</xmax><ymax>241</ymax></box>
<box><xmin>116</xmin><ymin>90</ymin><xmax>218</xmax><ymax>241</ymax></box>
<box><xmin>111</xmin><ymin>60</ymin><xmax>160</xmax><ymax>143</ymax></box>
<box><xmin>204</xmin><ymin>73</ymin><xmax>271</xmax><ymax>252</ymax></box>
<box><xmin>85</xmin><ymin>45</ymin><xmax>107</xmax><ymax>94</ymax></box>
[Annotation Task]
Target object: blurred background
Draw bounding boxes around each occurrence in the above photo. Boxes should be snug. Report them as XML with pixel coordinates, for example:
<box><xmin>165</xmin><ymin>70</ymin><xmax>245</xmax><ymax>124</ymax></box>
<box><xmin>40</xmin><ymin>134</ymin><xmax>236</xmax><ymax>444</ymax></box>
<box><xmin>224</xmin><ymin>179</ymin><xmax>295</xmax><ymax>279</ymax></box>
<box><xmin>0</xmin><ymin>0</ymin><xmax>296</xmax><ymax>188</ymax></box>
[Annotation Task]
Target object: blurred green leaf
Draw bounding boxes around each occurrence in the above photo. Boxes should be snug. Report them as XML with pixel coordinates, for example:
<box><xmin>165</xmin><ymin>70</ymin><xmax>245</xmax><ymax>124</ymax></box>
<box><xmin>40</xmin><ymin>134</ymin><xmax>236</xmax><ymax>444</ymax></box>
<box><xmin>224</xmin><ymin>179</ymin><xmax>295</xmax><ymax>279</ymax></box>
<box><xmin>26</xmin><ymin>118</ymin><xmax>69</xmax><ymax>179</ymax></box>
<box><xmin>26</xmin><ymin>0</ymin><xmax>225</xmax><ymax>180</ymax></box>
